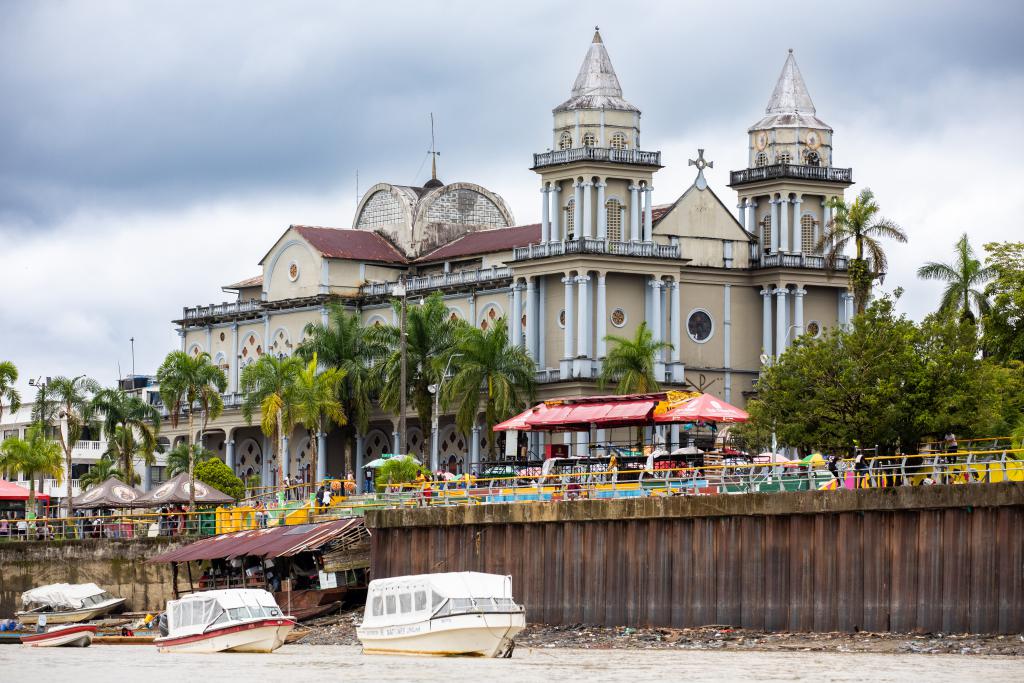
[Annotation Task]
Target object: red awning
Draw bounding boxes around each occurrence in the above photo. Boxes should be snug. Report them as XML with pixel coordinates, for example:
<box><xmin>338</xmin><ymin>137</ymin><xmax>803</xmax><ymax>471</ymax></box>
<box><xmin>654</xmin><ymin>393</ymin><xmax>749</xmax><ymax>424</ymax></box>
<box><xmin>596</xmin><ymin>400</ymin><xmax>657</xmax><ymax>426</ymax></box>
<box><xmin>0</xmin><ymin>479</ymin><xmax>51</xmax><ymax>502</ymax></box>
<box><xmin>492</xmin><ymin>406</ymin><xmax>535</xmax><ymax>431</ymax></box>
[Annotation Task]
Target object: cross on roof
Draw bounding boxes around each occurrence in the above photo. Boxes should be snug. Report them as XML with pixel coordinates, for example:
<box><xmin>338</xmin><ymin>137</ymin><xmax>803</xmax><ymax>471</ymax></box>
<box><xmin>689</xmin><ymin>148</ymin><xmax>713</xmax><ymax>190</ymax></box>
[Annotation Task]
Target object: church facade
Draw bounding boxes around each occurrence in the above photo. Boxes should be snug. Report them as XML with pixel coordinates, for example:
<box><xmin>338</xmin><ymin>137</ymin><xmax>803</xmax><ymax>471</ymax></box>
<box><xmin>167</xmin><ymin>31</ymin><xmax>855</xmax><ymax>487</ymax></box>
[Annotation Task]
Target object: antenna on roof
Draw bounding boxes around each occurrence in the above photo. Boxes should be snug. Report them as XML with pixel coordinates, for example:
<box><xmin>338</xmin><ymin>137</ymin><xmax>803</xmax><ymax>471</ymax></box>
<box><xmin>428</xmin><ymin>112</ymin><xmax>440</xmax><ymax>181</ymax></box>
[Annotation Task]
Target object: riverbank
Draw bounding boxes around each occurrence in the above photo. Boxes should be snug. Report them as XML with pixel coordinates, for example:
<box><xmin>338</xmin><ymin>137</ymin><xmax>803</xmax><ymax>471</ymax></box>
<box><xmin>296</xmin><ymin>608</ymin><xmax>1024</xmax><ymax>656</ymax></box>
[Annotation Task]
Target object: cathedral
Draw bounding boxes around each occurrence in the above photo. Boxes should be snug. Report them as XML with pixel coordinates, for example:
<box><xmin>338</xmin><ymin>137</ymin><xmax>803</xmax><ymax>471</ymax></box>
<box><xmin>168</xmin><ymin>30</ymin><xmax>854</xmax><ymax>488</ymax></box>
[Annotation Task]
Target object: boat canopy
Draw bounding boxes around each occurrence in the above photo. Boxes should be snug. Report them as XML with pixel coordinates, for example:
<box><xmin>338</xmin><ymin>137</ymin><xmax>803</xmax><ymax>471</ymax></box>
<box><xmin>21</xmin><ymin>583</ymin><xmax>112</xmax><ymax>610</ymax></box>
<box><xmin>167</xmin><ymin>589</ymin><xmax>282</xmax><ymax>637</ymax></box>
<box><xmin>362</xmin><ymin>572</ymin><xmax>519</xmax><ymax>628</ymax></box>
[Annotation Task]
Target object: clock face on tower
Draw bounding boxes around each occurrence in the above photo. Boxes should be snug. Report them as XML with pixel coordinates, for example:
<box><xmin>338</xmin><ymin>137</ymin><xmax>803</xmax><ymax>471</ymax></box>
<box><xmin>806</xmin><ymin>131</ymin><xmax>820</xmax><ymax>149</ymax></box>
<box><xmin>755</xmin><ymin>132</ymin><xmax>768</xmax><ymax>151</ymax></box>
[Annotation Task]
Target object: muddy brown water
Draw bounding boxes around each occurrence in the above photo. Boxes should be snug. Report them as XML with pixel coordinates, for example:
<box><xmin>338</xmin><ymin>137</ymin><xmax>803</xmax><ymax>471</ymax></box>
<box><xmin>2</xmin><ymin>643</ymin><xmax>1022</xmax><ymax>681</ymax></box>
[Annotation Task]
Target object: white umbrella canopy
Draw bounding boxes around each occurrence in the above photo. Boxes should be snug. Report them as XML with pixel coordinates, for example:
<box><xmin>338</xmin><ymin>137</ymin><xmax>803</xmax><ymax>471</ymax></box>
<box><xmin>364</xmin><ymin>454</ymin><xmax>421</xmax><ymax>469</ymax></box>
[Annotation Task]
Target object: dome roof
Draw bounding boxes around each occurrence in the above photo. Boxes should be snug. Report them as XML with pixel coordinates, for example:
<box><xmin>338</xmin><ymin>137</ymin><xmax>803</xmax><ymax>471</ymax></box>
<box><xmin>422</xmin><ymin>177</ymin><xmax>444</xmax><ymax>189</ymax></box>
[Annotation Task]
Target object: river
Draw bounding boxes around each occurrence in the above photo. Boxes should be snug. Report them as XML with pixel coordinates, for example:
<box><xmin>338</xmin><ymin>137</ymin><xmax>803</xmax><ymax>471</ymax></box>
<box><xmin>2</xmin><ymin>644</ymin><xmax>1022</xmax><ymax>681</ymax></box>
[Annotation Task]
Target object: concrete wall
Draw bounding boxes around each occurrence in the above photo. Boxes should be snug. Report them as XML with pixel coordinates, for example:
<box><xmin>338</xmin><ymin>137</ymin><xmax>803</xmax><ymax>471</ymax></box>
<box><xmin>368</xmin><ymin>485</ymin><xmax>1024</xmax><ymax>634</ymax></box>
<box><xmin>0</xmin><ymin>537</ymin><xmax>186</xmax><ymax>618</ymax></box>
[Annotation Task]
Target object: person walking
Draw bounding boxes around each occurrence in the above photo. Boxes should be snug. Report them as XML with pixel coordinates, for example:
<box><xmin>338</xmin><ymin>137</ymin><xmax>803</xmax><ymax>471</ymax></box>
<box><xmin>314</xmin><ymin>484</ymin><xmax>325</xmax><ymax>513</ymax></box>
<box><xmin>827</xmin><ymin>453</ymin><xmax>842</xmax><ymax>488</ymax></box>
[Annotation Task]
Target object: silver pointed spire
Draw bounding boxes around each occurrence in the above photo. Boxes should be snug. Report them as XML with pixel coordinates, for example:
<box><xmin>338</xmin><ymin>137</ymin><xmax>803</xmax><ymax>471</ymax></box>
<box><xmin>765</xmin><ymin>49</ymin><xmax>816</xmax><ymax>114</ymax></box>
<box><xmin>555</xmin><ymin>29</ymin><xmax>639</xmax><ymax>113</ymax></box>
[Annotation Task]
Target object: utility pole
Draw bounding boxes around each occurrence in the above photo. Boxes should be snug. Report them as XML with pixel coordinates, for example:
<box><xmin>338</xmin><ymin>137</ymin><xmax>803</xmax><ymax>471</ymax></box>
<box><xmin>130</xmin><ymin>337</ymin><xmax>136</xmax><ymax>386</ymax></box>
<box><xmin>395</xmin><ymin>277</ymin><xmax>408</xmax><ymax>455</ymax></box>
<box><xmin>430</xmin><ymin>353</ymin><xmax>462</xmax><ymax>473</ymax></box>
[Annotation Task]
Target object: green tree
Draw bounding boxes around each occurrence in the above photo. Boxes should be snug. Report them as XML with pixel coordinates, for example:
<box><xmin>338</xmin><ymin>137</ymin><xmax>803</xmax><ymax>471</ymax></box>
<box><xmin>375</xmin><ymin>456</ymin><xmax>426</xmax><ymax>493</ymax></box>
<box><xmin>373</xmin><ymin>292</ymin><xmax>463</xmax><ymax>458</ymax></box>
<box><xmin>156</xmin><ymin>351</ymin><xmax>228</xmax><ymax>507</ymax></box>
<box><xmin>298</xmin><ymin>303</ymin><xmax>389</xmax><ymax>475</ymax></box>
<box><xmin>194</xmin><ymin>458</ymin><xmax>244</xmax><ymax>501</ymax></box>
<box><xmin>166</xmin><ymin>442</ymin><xmax>215</xmax><ymax>477</ymax></box>
<box><xmin>90</xmin><ymin>388</ymin><xmax>161</xmax><ymax>487</ymax></box>
<box><xmin>32</xmin><ymin>375</ymin><xmax>100</xmax><ymax>518</ymax></box>
<box><xmin>445</xmin><ymin>317</ymin><xmax>536</xmax><ymax>458</ymax></box>
<box><xmin>819</xmin><ymin>188</ymin><xmax>907</xmax><ymax>315</ymax></box>
<box><xmin>0</xmin><ymin>423</ymin><xmax>63</xmax><ymax>515</ymax></box>
<box><xmin>291</xmin><ymin>353</ymin><xmax>347</xmax><ymax>483</ymax></box>
<box><xmin>917</xmin><ymin>233</ymin><xmax>992</xmax><ymax>322</ymax></box>
<box><xmin>79</xmin><ymin>456</ymin><xmax>127</xmax><ymax>490</ymax></box>
<box><xmin>599</xmin><ymin>321</ymin><xmax>673</xmax><ymax>394</ymax></box>
<box><xmin>0</xmin><ymin>361</ymin><xmax>21</xmax><ymax>425</ymax></box>
<box><xmin>981</xmin><ymin>242</ymin><xmax>1024</xmax><ymax>362</ymax></box>
<box><xmin>239</xmin><ymin>355</ymin><xmax>302</xmax><ymax>490</ymax></box>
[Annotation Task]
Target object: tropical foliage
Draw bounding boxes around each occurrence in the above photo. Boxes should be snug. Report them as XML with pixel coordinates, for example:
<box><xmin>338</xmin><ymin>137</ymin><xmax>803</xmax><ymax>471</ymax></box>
<box><xmin>0</xmin><ymin>361</ymin><xmax>21</xmax><ymax>425</ymax></box>
<box><xmin>375</xmin><ymin>456</ymin><xmax>426</xmax><ymax>492</ymax></box>
<box><xmin>599</xmin><ymin>321</ymin><xmax>673</xmax><ymax>394</ymax></box>
<box><xmin>32</xmin><ymin>375</ymin><xmax>100</xmax><ymax>517</ymax></box>
<box><xmin>0</xmin><ymin>423</ymin><xmax>63</xmax><ymax>512</ymax></box>
<box><xmin>194</xmin><ymin>458</ymin><xmax>244</xmax><ymax>501</ymax></box>
<box><xmin>91</xmin><ymin>388</ymin><xmax>161</xmax><ymax>488</ymax></box>
<box><xmin>981</xmin><ymin>241</ymin><xmax>1024</xmax><ymax>363</ymax></box>
<box><xmin>166</xmin><ymin>442</ymin><xmax>215</xmax><ymax>477</ymax></box>
<box><xmin>79</xmin><ymin>456</ymin><xmax>128</xmax><ymax>490</ymax></box>
<box><xmin>291</xmin><ymin>353</ymin><xmax>347</xmax><ymax>483</ymax></box>
<box><xmin>917</xmin><ymin>234</ymin><xmax>992</xmax><ymax>322</ymax></box>
<box><xmin>239</xmin><ymin>354</ymin><xmax>302</xmax><ymax>488</ymax></box>
<box><xmin>819</xmin><ymin>188</ymin><xmax>907</xmax><ymax>314</ymax></box>
<box><xmin>444</xmin><ymin>317</ymin><xmax>535</xmax><ymax>457</ymax></box>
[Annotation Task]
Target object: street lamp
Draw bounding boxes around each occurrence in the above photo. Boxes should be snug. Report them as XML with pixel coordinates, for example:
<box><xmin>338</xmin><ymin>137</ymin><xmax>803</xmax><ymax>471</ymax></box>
<box><xmin>428</xmin><ymin>353</ymin><xmax>462</xmax><ymax>473</ymax></box>
<box><xmin>393</xmin><ymin>278</ymin><xmax>408</xmax><ymax>455</ymax></box>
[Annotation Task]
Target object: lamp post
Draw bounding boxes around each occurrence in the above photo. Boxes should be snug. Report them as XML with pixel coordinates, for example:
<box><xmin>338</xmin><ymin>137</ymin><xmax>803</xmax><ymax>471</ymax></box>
<box><xmin>429</xmin><ymin>353</ymin><xmax>462</xmax><ymax>473</ymax></box>
<box><xmin>394</xmin><ymin>278</ymin><xmax>408</xmax><ymax>455</ymax></box>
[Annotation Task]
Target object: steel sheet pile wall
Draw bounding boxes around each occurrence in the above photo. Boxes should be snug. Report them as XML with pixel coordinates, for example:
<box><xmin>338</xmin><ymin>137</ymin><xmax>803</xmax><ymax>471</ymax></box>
<box><xmin>369</xmin><ymin>486</ymin><xmax>1024</xmax><ymax>633</ymax></box>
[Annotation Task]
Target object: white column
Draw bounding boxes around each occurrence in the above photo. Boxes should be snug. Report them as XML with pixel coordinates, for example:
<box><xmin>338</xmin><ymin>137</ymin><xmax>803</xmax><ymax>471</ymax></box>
<box><xmin>629</xmin><ymin>184</ymin><xmax>640</xmax><ymax>241</ymax></box>
<box><xmin>651</xmin><ymin>280</ymin><xmax>664</xmax><ymax>377</ymax></box>
<box><xmin>468</xmin><ymin>295</ymin><xmax>476</xmax><ymax>327</ymax></box>
<box><xmin>723</xmin><ymin>284</ymin><xmax>732</xmax><ymax>402</ymax></box>
<box><xmin>507</xmin><ymin>288</ymin><xmax>516</xmax><ymax>345</ymax></box>
<box><xmin>573</xmin><ymin>182</ymin><xmax>583</xmax><ymax>240</ymax></box>
<box><xmin>526</xmin><ymin>277</ymin><xmax>537</xmax><ymax>360</ymax></box>
<box><xmin>392</xmin><ymin>425</ymin><xmax>400</xmax><ymax>455</ymax></box>
<box><xmin>226</xmin><ymin>439</ymin><xmax>236</xmax><ymax>473</ymax></box>
<box><xmin>770</xmin><ymin>199</ymin><xmax>779</xmax><ymax>252</ymax></box>
<box><xmin>551</xmin><ymin>185</ymin><xmax>562</xmax><ymax>242</ymax></box>
<box><xmin>512</xmin><ymin>282</ymin><xmax>523</xmax><ymax>347</ymax></box>
<box><xmin>355</xmin><ymin>433</ymin><xmax>366</xmax><ymax>492</ymax></box>
<box><xmin>775</xmin><ymin>287</ymin><xmax>788</xmax><ymax>357</ymax></box>
<box><xmin>845</xmin><ymin>292</ymin><xmax>855</xmax><ymax>324</ymax></box>
<box><xmin>582</xmin><ymin>181</ymin><xmax>593</xmax><ymax>239</ymax></box>
<box><xmin>643</xmin><ymin>185</ymin><xmax>654</xmax><ymax>241</ymax></box>
<box><xmin>596</xmin><ymin>273</ymin><xmax>607</xmax><ymax>359</ymax></box>
<box><xmin>563</xmin><ymin>276</ymin><xmax>575</xmax><ymax>362</ymax></box>
<box><xmin>596</xmin><ymin>182</ymin><xmax>607</xmax><ymax>239</ymax></box>
<box><xmin>281</xmin><ymin>435</ymin><xmax>290</xmax><ymax>479</ymax></box>
<box><xmin>540</xmin><ymin>186</ymin><xmax>550</xmax><ymax>243</ymax></box>
<box><xmin>538</xmin><ymin>277</ymin><xmax>547</xmax><ymax>368</ymax></box>
<box><xmin>320</xmin><ymin>305</ymin><xmax>329</xmax><ymax>328</ymax></box>
<box><xmin>792</xmin><ymin>196</ymin><xmax>803</xmax><ymax>254</ymax></box>
<box><xmin>317</xmin><ymin>432</ymin><xmax>328</xmax><ymax>481</ymax></box>
<box><xmin>230</xmin><ymin>323</ymin><xmax>239</xmax><ymax>393</ymax></box>
<box><xmin>793</xmin><ymin>287</ymin><xmax>806</xmax><ymax>338</ymax></box>
<box><xmin>737</xmin><ymin>200</ymin><xmax>746</xmax><ymax>226</ymax></box>
<box><xmin>761</xmin><ymin>288</ymin><xmax>773</xmax><ymax>359</ymax></box>
<box><xmin>670</xmin><ymin>280</ymin><xmax>682</xmax><ymax>362</ymax></box>
<box><xmin>822</xmin><ymin>198</ymin><xmax>832</xmax><ymax>230</ymax></box>
<box><xmin>471</xmin><ymin>422</ymin><xmax>481</xmax><ymax>469</ymax></box>
<box><xmin>780</xmin><ymin>195</ymin><xmax>790</xmax><ymax>252</ymax></box>
<box><xmin>747</xmin><ymin>200</ymin><xmax>757</xmax><ymax>237</ymax></box>
<box><xmin>576</xmin><ymin>274</ymin><xmax>590</xmax><ymax>357</ymax></box>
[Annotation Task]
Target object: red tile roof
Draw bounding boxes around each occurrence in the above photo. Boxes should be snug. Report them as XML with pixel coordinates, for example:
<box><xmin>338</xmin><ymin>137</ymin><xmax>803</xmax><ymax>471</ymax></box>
<box><xmin>223</xmin><ymin>274</ymin><xmax>263</xmax><ymax>290</ymax></box>
<box><xmin>293</xmin><ymin>225</ymin><xmax>408</xmax><ymax>264</ymax></box>
<box><xmin>417</xmin><ymin>224</ymin><xmax>541</xmax><ymax>263</ymax></box>
<box><xmin>651</xmin><ymin>204</ymin><xmax>673</xmax><ymax>224</ymax></box>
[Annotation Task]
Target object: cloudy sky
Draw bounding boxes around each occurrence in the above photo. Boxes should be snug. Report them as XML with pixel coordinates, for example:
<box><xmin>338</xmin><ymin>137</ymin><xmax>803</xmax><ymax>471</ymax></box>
<box><xmin>2</xmin><ymin>0</ymin><xmax>1022</xmax><ymax>393</ymax></box>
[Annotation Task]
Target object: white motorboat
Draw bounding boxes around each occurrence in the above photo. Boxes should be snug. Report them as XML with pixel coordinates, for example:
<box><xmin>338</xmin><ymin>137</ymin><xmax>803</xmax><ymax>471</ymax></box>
<box><xmin>154</xmin><ymin>588</ymin><xmax>295</xmax><ymax>653</ymax></box>
<box><xmin>21</xmin><ymin>624</ymin><xmax>97</xmax><ymax>647</ymax></box>
<box><xmin>356</xmin><ymin>572</ymin><xmax>525</xmax><ymax>657</ymax></box>
<box><xmin>16</xmin><ymin>583</ymin><xmax>126</xmax><ymax>625</ymax></box>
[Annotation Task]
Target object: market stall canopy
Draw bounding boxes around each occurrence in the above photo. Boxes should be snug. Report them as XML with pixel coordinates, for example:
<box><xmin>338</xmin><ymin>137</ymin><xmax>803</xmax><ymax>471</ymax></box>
<box><xmin>654</xmin><ymin>393</ymin><xmax>749</xmax><ymax>424</ymax></box>
<box><xmin>148</xmin><ymin>517</ymin><xmax>366</xmax><ymax>564</ymax></box>
<box><xmin>72</xmin><ymin>477</ymin><xmax>142</xmax><ymax>509</ymax></box>
<box><xmin>132</xmin><ymin>472</ymin><xmax>236</xmax><ymax>507</ymax></box>
<box><xmin>0</xmin><ymin>479</ymin><xmax>50</xmax><ymax>502</ymax></box>
<box><xmin>495</xmin><ymin>393</ymin><xmax>669</xmax><ymax>432</ymax></box>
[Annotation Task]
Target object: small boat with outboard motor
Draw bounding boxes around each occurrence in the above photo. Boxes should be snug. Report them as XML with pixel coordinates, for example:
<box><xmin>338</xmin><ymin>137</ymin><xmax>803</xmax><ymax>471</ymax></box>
<box><xmin>153</xmin><ymin>589</ymin><xmax>295</xmax><ymax>653</ymax></box>
<box><xmin>16</xmin><ymin>583</ymin><xmax>126</xmax><ymax>625</ymax></box>
<box><xmin>20</xmin><ymin>622</ymin><xmax>97</xmax><ymax>648</ymax></box>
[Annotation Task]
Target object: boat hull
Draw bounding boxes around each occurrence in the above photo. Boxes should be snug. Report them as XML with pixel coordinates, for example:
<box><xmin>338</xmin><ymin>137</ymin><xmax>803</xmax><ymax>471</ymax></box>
<box><xmin>21</xmin><ymin>624</ymin><xmax>97</xmax><ymax>648</ymax></box>
<box><xmin>357</xmin><ymin>612</ymin><xmax>525</xmax><ymax>657</ymax></box>
<box><xmin>16</xmin><ymin>598</ymin><xmax>126</xmax><ymax>625</ymax></box>
<box><xmin>154</xmin><ymin>618</ymin><xmax>295</xmax><ymax>654</ymax></box>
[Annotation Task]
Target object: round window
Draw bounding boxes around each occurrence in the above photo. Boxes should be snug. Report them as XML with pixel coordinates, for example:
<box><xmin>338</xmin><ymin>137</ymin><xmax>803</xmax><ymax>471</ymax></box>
<box><xmin>806</xmin><ymin>320</ymin><xmax>821</xmax><ymax>338</ymax></box>
<box><xmin>288</xmin><ymin>262</ymin><xmax>299</xmax><ymax>282</ymax></box>
<box><xmin>558</xmin><ymin>309</ymin><xmax>566</xmax><ymax>328</ymax></box>
<box><xmin>610</xmin><ymin>308</ymin><xmax>626</xmax><ymax>328</ymax></box>
<box><xmin>687</xmin><ymin>309</ymin><xmax>714</xmax><ymax>343</ymax></box>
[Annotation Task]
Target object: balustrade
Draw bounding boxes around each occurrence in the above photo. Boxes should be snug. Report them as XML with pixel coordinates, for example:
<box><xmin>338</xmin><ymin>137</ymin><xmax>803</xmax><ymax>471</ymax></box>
<box><xmin>729</xmin><ymin>163</ymin><xmax>853</xmax><ymax>186</ymax></box>
<box><xmin>533</xmin><ymin>147</ymin><xmax>662</xmax><ymax>169</ymax></box>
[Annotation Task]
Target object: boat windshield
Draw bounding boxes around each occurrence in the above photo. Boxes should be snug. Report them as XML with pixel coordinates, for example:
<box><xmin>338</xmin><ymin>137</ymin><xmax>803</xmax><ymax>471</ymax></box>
<box><xmin>433</xmin><ymin>596</ymin><xmax>520</xmax><ymax>617</ymax></box>
<box><xmin>169</xmin><ymin>597</ymin><xmax>224</xmax><ymax>632</ymax></box>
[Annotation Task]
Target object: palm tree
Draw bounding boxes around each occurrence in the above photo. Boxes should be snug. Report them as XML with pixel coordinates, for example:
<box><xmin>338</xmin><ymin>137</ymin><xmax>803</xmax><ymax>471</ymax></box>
<box><xmin>156</xmin><ymin>351</ymin><xmax>228</xmax><ymax>507</ymax></box>
<box><xmin>32</xmin><ymin>375</ymin><xmax>100</xmax><ymax>519</ymax></box>
<box><xmin>818</xmin><ymin>188</ymin><xmax>907</xmax><ymax>315</ymax></box>
<box><xmin>79</xmin><ymin>456</ymin><xmax>127</xmax><ymax>490</ymax></box>
<box><xmin>298</xmin><ymin>303</ymin><xmax>388</xmax><ymax>474</ymax></box>
<box><xmin>91</xmin><ymin>388</ymin><xmax>161</xmax><ymax>487</ymax></box>
<box><xmin>445</xmin><ymin>317</ymin><xmax>536</xmax><ymax>458</ymax></box>
<box><xmin>0</xmin><ymin>361</ymin><xmax>21</xmax><ymax>425</ymax></box>
<box><xmin>600</xmin><ymin>322</ymin><xmax>673</xmax><ymax>394</ymax></box>
<box><xmin>0</xmin><ymin>423</ymin><xmax>63</xmax><ymax>517</ymax></box>
<box><xmin>291</xmin><ymin>353</ymin><xmax>347</xmax><ymax>485</ymax></box>
<box><xmin>239</xmin><ymin>355</ymin><xmax>302</xmax><ymax>491</ymax></box>
<box><xmin>373</xmin><ymin>292</ymin><xmax>463</xmax><ymax>457</ymax></box>
<box><xmin>166</xmin><ymin>442</ymin><xmax>215</xmax><ymax>477</ymax></box>
<box><xmin>917</xmin><ymin>233</ymin><xmax>993</xmax><ymax>323</ymax></box>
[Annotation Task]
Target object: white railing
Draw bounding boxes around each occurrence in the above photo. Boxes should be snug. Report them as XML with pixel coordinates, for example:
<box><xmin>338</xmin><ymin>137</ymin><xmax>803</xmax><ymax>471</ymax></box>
<box><xmin>182</xmin><ymin>299</ymin><xmax>262</xmax><ymax>321</ymax></box>
<box><xmin>750</xmin><ymin>251</ymin><xmax>852</xmax><ymax>271</ymax></box>
<box><xmin>535</xmin><ymin>368</ymin><xmax>561</xmax><ymax>383</ymax></box>
<box><xmin>533</xmin><ymin>147</ymin><xmax>662</xmax><ymax>168</ymax></box>
<box><xmin>13</xmin><ymin>478</ymin><xmax>81</xmax><ymax>498</ymax></box>
<box><xmin>513</xmin><ymin>240</ymin><xmax>680</xmax><ymax>261</ymax></box>
<box><xmin>730</xmin><ymin>163</ymin><xmax>853</xmax><ymax>185</ymax></box>
<box><xmin>71</xmin><ymin>440</ymin><xmax>105</xmax><ymax>454</ymax></box>
<box><xmin>360</xmin><ymin>266</ymin><xmax>513</xmax><ymax>297</ymax></box>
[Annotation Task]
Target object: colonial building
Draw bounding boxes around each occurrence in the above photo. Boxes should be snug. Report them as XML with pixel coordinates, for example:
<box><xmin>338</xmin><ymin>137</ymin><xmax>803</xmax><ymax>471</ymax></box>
<box><xmin>167</xmin><ymin>31</ymin><xmax>855</xmax><ymax>489</ymax></box>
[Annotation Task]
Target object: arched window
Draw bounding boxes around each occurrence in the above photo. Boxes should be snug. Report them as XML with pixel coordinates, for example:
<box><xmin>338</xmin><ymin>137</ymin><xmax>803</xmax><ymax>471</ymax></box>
<box><xmin>582</xmin><ymin>132</ymin><xmax>596</xmax><ymax>147</ymax></box>
<box><xmin>760</xmin><ymin>215</ymin><xmax>772</xmax><ymax>253</ymax></box>
<box><xmin>805</xmin><ymin>150</ymin><xmax>820</xmax><ymax>167</ymax></box>
<box><xmin>801</xmin><ymin>214</ymin><xmax>817</xmax><ymax>254</ymax></box>
<box><xmin>609</xmin><ymin>132</ymin><xmax>627</xmax><ymax>149</ymax></box>
<box><xmin>559</xmin><ymin>132</ymin><xmax>572</xmax><ymax>150</ymax></box>
<box><xmin>755</xmin><ymin>152</ymin><xmax>768</xmax><ymax>167</ymax></box>
<box><xmin>605</xmin><ymin>199</ymin><xmax>622</xmax><ymax>241</ymax></box>
<box><xmin>565</xmin><ymin>198</ymin><xmax>575</xmax><ymax>239</ymax></box>
<box><xmin>777</xmin><ymin>152</ymin><xmax>791</xmax><ymax>165</ymax></box>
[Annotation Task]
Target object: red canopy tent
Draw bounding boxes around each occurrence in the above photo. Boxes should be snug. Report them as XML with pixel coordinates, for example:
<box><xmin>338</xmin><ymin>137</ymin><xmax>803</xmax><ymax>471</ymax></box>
<box><xmin>0</xmin><ymin>479</ymin><xmax>51</xmax><ymax>502</ymax></box>
<box><xmin>494</xmin><ymin>394</ymin><xmax>666</xmax><ymax>432</ymax></box>
<box><xmin>654</xmin><ymin>393</ymin><xmax>749</xmax><ymax>424</ymax></box>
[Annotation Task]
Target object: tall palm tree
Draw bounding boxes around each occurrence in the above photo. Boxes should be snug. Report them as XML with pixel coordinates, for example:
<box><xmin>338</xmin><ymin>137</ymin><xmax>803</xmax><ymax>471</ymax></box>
<box><xmin>79</xmin><ymin>456</ymin><xmax>127</xmax><ymax>490</ymax></box>
<box><xmin>91</xmin><ymin>388</ymin><xmax>161</xmax><ymax>487</ymax></box>
<box><xmin>818</xmin><ymin>188</ymin><xmax>907</xmax><ymax>315</ymax></box>
<box><xmin>373</xmin><ymin>292</ymin><xmax>463</xmax><ymax>457</ymax></box>
<box><xmin>0</xmin><ymin>423</ymin><xmax>63</xmax><ymax>516</ymax></box>
<box><xmin>32</xmin><ymin>375</ymin><xmax>100</xmax><ymax>519</ymax></box>
<box><xmin>917</xmin><ymin>233</ymin><xmax>993</xmax><ymax>323</ymax></box>
<box><xmin>239</xmin><ymin>354</ymin><xmax>302</xmax><ymax>491</ymax></box>
<box><xmin>291</xmin><ymin>353</ymin><xmax>347</xmax><ymax>484</ymax></box>
<box><xmin>166</xmin><ymin>442</ymin><xmax>215</xmax><ymax>477</ymax></box>
<box><xmin>599</xmin><ymin>322</ymin><xmax>673</xmax><ymax>394</ymax></box>
<box><xmin>156</xmin><ymin>351</ymin><xmax>228</xmax><ymax>507</ymax></box>
<box><xmin>298</xmin><ymin>303</ymin><xmax>388</xmax><ymax>474</ymax></box>
<box><xmin>0</xmin><ymin>361</ymin><xmax>21</xmax><ymax>425</ymax></box>
<box><xmin>445</xmin><ymin>317</ymin><xmax>536</xmax><ymax>458</ymax></box>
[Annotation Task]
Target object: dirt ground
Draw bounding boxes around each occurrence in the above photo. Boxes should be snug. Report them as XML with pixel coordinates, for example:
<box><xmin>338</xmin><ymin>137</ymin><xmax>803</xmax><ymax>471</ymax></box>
<box><xmin>296</xmin><ymin>608</ymin><xmax>1024</xmax><ymax>656</ymax></box>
